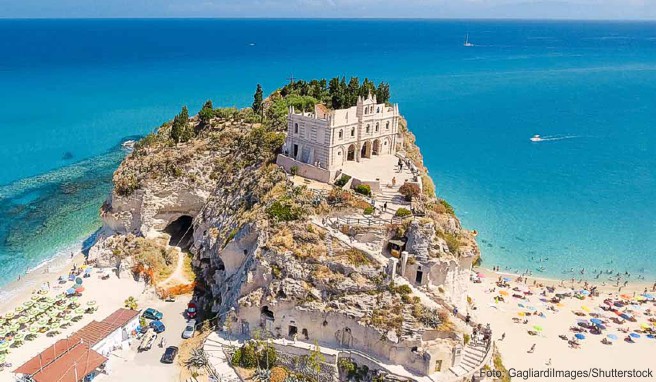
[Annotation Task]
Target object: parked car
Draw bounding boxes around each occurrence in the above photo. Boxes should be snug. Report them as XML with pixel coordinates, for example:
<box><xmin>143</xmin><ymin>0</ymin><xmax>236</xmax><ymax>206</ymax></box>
<box><xmin>149</xmin><ymin>320</ymin><xmax>166</xmax><ymax>333</ymax></box>
<box><xmin>182</xmin><ymin>319</ymin><xmax>196</xmax><ymax>339</ymax></box>
<box><xmin>161</xmin><ymin>346</ymin><xmax>179</xmax><ymax>364</ymax></box>
<box><xmin>186</xmin><ymin>302</ymin><xmax>198</xmax><ymax>319</ymax></box>
<box><xmin>143</xmin><ymin>308</ymin><xmax>163</xmax><ymax>321</ymax></box>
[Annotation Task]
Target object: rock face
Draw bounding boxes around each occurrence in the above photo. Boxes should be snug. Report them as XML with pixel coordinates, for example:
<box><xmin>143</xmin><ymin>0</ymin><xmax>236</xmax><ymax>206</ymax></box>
<box><xmin>94</xmin><ymin>100</ymin><xmax>481</xmax><ymax>378</ymax></box>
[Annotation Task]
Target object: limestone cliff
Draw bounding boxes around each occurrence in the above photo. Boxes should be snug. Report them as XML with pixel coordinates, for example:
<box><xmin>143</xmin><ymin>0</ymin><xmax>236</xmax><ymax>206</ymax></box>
<box><xmin>92</xmin><ymin>89</ymin><xmax>480</xmax><ymax>377</ymax></box>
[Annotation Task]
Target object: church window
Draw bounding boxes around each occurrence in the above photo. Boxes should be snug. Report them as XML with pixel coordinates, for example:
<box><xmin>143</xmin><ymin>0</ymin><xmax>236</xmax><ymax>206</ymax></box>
<box><xmin>386</xmin><ymin>121</ymin><xmax>390</xmax><ymax>130</ymax></box>
<box><xmin>366</xmin><ymin>124</ymin><xmax>370</xmax><ymax>133</ymax></box>
<box><xmin>351</xmin><ymin>127</ymin><xmax>355</xmax><ymax>137</ymax></box>
<box><xmin>375</xmin><ymin>122</ymin><xmax>379</xmax><ymax>132</ymax></box>
<box><xmin>338</xmin><ymin>129</ymin><xmax>343</xmax><ymax>139</ymax></box>
<box><xmin>294</xmin><ymin>123</ymin><xmax>299</xmax><ymax>134</ymax></box>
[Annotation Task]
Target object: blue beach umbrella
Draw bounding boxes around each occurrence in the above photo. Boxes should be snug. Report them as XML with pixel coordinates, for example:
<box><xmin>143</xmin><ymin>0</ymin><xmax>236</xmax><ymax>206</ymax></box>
<box><xmin>629</xmin><ymin>333</ymin><xmax>640</xmax><ymax>339</ymax></box>
<box><xmin>66</xmin><ymin>288</ymin><xmax>76</xmax><ymax>295</ymax></box>
<box><xmin>575</xmin><ymin>333</ymin><xmax>586</xmax><ymax>340</ymax></box>
<box><xmin>642</xmin><ymin>293</ymin><xmax>654</xmax><ymax>299</ymax></box>
<box><xmin>503</xmin><ymin>277</ymin><xmax>511</xmax><ymax>282</ymax></box>
<box><xmin>580</xmin><ymin>290</ymin><xmax>590</xmax><ymax>295</ymax></box>
<box><xmin>607</xmin><ymin>334</ymin><xmax>618</xmax><ymax>341</ymax></box>
<box><xmin>590</xmin><ymin>318</ymin><xmax>603</xmax><ymax>326</ymax></box>
<box><xmin>620</xmin><ymin>313</ymin><xmax>632</xmax><ymax>320</ymax></box>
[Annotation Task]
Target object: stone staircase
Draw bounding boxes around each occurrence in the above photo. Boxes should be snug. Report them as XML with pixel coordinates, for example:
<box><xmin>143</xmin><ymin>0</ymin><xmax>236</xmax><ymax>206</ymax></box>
<box><xmin>448</xmin><ymin>342</ymin><xmax>489</xmax><ymax>378</ymax></box>
<box><xmin>325</xmin><ymin>234</ymin><xmax>334</xmax><ymax>257</ymax></box>
<box><xmin>203</xmin><ymin>334</ymin><xmax>242</xmax><ymax>382</ymax></box>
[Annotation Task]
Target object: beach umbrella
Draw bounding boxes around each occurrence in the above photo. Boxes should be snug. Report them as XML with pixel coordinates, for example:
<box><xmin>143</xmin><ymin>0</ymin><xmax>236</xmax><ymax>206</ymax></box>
<box><xmin>517</xmin><ymin>312</ymin><xmax>526</xmax><ymax>317</ymax></box>
<box><xmin>0</xmin><ymin>329</ymin><xmax>7</xmax><ymax>337</ymax></box>
<box><xmin>503</xmin><ymin>277</ymin><xmax>511</xmax><ymax>282</ymax></box>
<box><xmin>37</xmin><ymin>317</ymin><xmax>49</xmax><ymax>326</ymax></box>
<box><xmin>9</xmin><ymin>323</ymin><xmax>20</xmax><ymax>332</ymax></box>
<box><xmin>581</xmin><ymin>306</ymin><xmax>591</xmax><ymax>312</ymax></box>
<box><xmin>643</xmin><ymin>293</ymin><xmax>654</xmax><ymax>299</ymax></box>
<box><xmin>640</xmin><ymin>323</ymin><xmax>652</xmax><ymax>329</ymax></box>
<box><xmin>527</xmin><ymin>306</ymin><xmax>537</xmax><ymax>311</ymax></box>
<box><xmin>23</xmin><ymin>301</ymin><xmax>34</xmax><ymax>308</ymax></box>
<box><xmin>75</xmin><ymin>277</ymin><xmax>83</xmax><ymax>285</ymax></box>
<box><xmin>580</xmin><ymin>290</ymin><xmax>590</xmax><ymax>296</ymax></box>
<box><xmin>630</xmin><ymin>333</ymin><xmax>640</xmax><ymax>339</ymax></box>
<box><xmin>66</xmin><ymin>288</ymin><xmax>76</xmax><ymax>295</ymax></box>
<box><xmin>575</xmin><ymin>333</ymin><xmax>586</xmax><ymax>340</ymax></box>
<box><xmin>620</xmin><ymin>313</ymin><xmax>632</xmax><ymax>320</ymax></box>
<box><xmin>75</xmin><ymin>286</ymin><xmax>85</xmax><ymax>293</ymax></box>
<box><xmin>0</xmin><ymin>342</ymin><xmax>10</xmax><ymax>352</ymax></box>
<box><xmin>87</xmin><ymin>300</ymin><xmax>96</xmax><ymax>306</ymax></box>
<box><xmin>17</xmin><ymin>317</ymin><xmax>29</xmax><ymax>325</ymax></box>
<box><xmin>533</xmin><ymin>325</ymin><xmax>543</xmax><ymax>332</ymax></box>
<box><xmin>477</xmin><ymin>272</ymin><xmax>485</xmax><ymax>278</ymax></box>
<box><xmin>607</xmin><ymin>334</ymin><xmax>618</xmax><ymax>341</ymax></box>
<box><xmin>590</xmin><ymin>318</ymin><xmax>603</xmax><ymax>326</ymax></box>
<box><xmin>30</xmin><ymin>295</ymin><xmax>40</xmax><ymax>301</ymax></box>
<box><xmin>0</xmin><ymin>354</ymin><xmax>5</xmax><ymax>363</ymax></box>
<box><xmin>14</xmin><ymin>332</ymin><xmax>25</xmax><ymax>341</ymax></box>
<box><xmin>29</xmin><ymin>325</ymin><xmax>40</xmax><ymax>334</ymax></box>
<box><xmin>74</xmin><ymin>308</ymin><xmax>85</xmax><ymax>315</ymax></box>
<box><xmin>15</xmin><ymin>306</ymin><xmax>24</xmax><ymax>313</ymax></box>
<box><xmin>620</xmin><ymin>294</ymin><xmax>632</xmax><ymax>300</ymax></box>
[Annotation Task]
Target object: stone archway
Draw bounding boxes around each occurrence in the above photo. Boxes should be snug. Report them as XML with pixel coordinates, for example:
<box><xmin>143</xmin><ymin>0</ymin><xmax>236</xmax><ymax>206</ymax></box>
<box><xmin>360</xmin><ymin>141</ymin><xmax>372</xmax><ymax>159</ymax></box>
<box><xmin>372</xmin><ymin>139</ymin><xmax>380</xmax><ymax>155</ymax></box>
<box><xmin>347</xmin><ymin>144</ymin><xmax>356</xmax><ymax>161</ymax></box>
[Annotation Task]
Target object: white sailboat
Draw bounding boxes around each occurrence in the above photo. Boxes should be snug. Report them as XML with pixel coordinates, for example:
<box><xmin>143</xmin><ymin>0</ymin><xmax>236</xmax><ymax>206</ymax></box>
<box><xmin>464</xmin><ymin>33</ymin><xmax>474</xmax><ymax>47</ymax></box>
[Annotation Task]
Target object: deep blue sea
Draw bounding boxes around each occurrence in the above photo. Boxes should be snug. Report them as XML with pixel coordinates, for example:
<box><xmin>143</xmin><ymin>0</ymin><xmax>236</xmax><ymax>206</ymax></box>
<box><xmin>1</xmin><ymin>19</ymin><xmax>655</xmax><ymax>287</ymax></box>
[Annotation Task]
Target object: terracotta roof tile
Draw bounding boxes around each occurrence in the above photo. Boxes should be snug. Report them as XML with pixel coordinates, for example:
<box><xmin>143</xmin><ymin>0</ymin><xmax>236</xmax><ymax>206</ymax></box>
<box><xmin>101</xmin><ymin>308</ymin><xmax>139</xmax><ymax>329</ymax></box>
<box><xmin>14</xmin><ymin>339</ymin><xmax>106</xmax><ymax>382</ymax></box>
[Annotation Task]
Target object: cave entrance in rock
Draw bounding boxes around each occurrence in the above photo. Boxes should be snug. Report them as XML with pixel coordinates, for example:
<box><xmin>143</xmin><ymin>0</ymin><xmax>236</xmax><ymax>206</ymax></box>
<box><xmin>164</xmin><ymin>215</ymin><xmax>194</xmax><ymax>249</ymax></box>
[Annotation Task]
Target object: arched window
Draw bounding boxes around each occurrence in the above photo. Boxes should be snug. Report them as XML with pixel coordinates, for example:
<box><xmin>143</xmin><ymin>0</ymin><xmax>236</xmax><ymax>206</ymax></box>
<box><xmin>338</xmin><ymin>129</ymin><xmax>343</xmax><ymax>139</ymax></box>
<box><xmin>294</xmin><ymin>123</ymin><xmax>299</xmax><ymax>134</ymax></box>
<box><xmin>376</xmin><ymin>107</ymin><xmax>380</xmax><ymax>113</ymax></box>
<box><xmin>386</xmin><ymin>121</ymin><xmax>390</xmax><ymax>130</ymax></box>
<box><xmin>375</xmin><ymin>122</ymin><xmax>379</xmax><ymax>132</ymax></box>
<box><xmin>366</xmin><ymin>124</ymin><xmax>370</xmax><ymax>133</ymax></box>
<box><xmin>351</xmin><ymin>127</ymin><xmax>355</xmax><ymax>137</ymax></box>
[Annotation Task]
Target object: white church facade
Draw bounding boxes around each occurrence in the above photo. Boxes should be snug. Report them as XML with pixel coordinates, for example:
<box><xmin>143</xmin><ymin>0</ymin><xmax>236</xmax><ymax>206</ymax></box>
<box><xmin>277</xmin><ymin>93</ymin><xmax>400</xmax><ymax>183</ymax></box>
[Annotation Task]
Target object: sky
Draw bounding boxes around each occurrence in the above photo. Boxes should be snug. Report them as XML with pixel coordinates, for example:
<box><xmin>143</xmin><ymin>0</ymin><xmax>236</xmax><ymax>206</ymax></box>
<box><xmin>1</xmin><ymin>0</ymin><xmax>655</xmax><ymax>20</ymax></box>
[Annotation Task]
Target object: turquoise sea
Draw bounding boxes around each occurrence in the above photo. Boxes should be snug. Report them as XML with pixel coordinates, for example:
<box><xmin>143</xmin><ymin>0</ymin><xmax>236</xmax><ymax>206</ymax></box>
<box><xmin>1</xmin><ymin>19</ymin><xmax>655</xmax><ymax>286</ymax></box>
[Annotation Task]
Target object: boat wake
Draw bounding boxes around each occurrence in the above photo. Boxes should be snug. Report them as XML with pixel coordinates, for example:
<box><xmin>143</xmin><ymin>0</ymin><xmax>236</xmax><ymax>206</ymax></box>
<box><xmin>530</xmin><ymin>134</ymin><xmax>579</xmax><ymax>143</ymax></box>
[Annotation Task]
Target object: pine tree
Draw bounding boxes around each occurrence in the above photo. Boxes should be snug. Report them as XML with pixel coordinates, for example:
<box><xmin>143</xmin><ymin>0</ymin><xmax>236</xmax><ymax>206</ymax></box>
<box><xmin>347</xmin><ymin>77</ymin><xmax>360</xmax><ymax>106</ymax></box>
<box><xmin>252</xmin><ymin>84</ymin><xmax>264</xmax><ymax>117</ymax></box>
<box><xmin>170</xmin><ymin>106</ymin><xmax>191</xmax><ymax>143</ymax></box>
<box><xmin>198</xmin><ymin>100</ymin><xmax>214</xmax><ymax>126</ymax></box>
<box><xmin>375</xmin><ymin>82</ymin><xmax>391</xmax><ymax>104</ymax></box>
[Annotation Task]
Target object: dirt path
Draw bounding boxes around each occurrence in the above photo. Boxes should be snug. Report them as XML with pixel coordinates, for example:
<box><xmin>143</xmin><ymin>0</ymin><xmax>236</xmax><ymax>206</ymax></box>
<box><xmin>159</xmin><ymin>247</ymin><xmax>190</xmax><ymax>287</ymax></box>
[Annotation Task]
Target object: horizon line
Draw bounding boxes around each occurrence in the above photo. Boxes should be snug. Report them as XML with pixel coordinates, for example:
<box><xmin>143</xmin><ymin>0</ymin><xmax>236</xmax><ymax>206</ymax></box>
<box><xmin>1</xmin><ymin>17</ymin><xmax>656</xmax><ymax>22</ymax></box>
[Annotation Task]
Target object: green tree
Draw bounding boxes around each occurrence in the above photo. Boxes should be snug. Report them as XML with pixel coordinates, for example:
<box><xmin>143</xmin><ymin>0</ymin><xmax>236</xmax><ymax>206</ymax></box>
<box><xmin>307</xmin><ymin>341</ymin><xmax>325</xmax><ymax>382</ymax></box>
<box><xmin>198</xmin><ymin>100</ymin><xmax>214</xmax><ymax>126</ymax></box>
<box><xmin>170</xmin><ymin>106</ymin><xmax>191</xmax><ymax>143</ymax></box>
<box><xmin>347</xmin><ymin>77</ymin><xmax>360</xmax><ymax>106</ymax></box>
<box><xmin>360</xmin><ymin>78</ymin><xmax>375</xmax><ymax>98</ymax></box>
<box><xmin>375</xmin><ymin>82</ymin><xmax>391</xmax><ymax>104</ymax></box>
<box><xmin>252</xmin><ymin>84</ymin><xmax>264</xmax><ymax>117</ymax></box>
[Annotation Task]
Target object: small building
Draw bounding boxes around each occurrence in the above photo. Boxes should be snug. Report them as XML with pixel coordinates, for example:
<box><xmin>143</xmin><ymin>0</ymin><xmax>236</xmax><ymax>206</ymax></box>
<box><xmin>14</xmin><ymin>338</ymin><xmax>107</xmax><ymax>382</ymax></box>
<box><xmin>69</xmin><ymin>308</ymin><xmax>140</xmax><ymax>357</ymax></box>
<box><xmin>277</xmin><ymin>93</ymin><xmax>400</xmax><ymax>183</ymax></box>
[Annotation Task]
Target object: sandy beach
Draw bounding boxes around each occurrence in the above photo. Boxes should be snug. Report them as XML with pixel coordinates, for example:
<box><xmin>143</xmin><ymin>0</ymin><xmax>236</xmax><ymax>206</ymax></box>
<box><xmin>468</xmin><ymin>267</ymin><xmax>656</xmax><ymax>381</ymax></box>
<box><xmin>0</xmin><ymin>251</ymin><xmax>149</xmax><ymax>382</ymax></box>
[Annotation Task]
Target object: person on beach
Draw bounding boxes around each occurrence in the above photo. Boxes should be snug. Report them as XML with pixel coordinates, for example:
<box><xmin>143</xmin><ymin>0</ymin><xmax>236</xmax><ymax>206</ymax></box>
<box><xmin>528</xmin><ymin>344</ymin><xmax>536</xmax><ymax>353</ymax></box>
